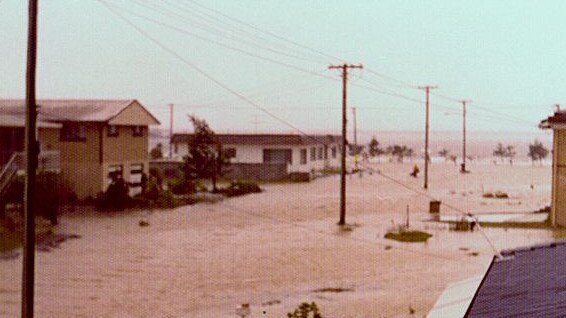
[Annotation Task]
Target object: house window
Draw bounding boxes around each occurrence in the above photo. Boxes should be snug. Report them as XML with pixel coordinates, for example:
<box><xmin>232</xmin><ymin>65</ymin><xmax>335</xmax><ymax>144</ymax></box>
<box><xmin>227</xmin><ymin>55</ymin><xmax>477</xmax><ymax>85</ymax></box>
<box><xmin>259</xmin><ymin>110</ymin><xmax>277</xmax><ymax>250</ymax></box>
<box><xmin>132</xmin><ymin>126</ymin><xmax>144</xmax><ymax>137</ymax></box>
<box><xmin>263</xmin><ymin>149</ymin><xmax>292</xmax><ymax>164</ymax></box>
<box><xmin>174</xmin><ymin>143</ymin><xmax>178</xmax><ymax>154</ymax></box>
<box><xmin>317</xmin><ymin>147</ymin><xmax>323</xmax><ymax>160</ymax></box>
<box><xmin>60</xmin><ymin>123</ymin><xmax>86</xmax><ymax>142</ymax></box>
<box><xmin>107</xmin><ymin>125</ymin><xmax>119</xmax><ymax>137</ymax></box>
<box><xmin>300</xmin><ymin>149</ymin><xmax>307</xmax><ymax>164</ymax></box>
<box><xmin>324</xmin><ymin>145</ymin><xmax>328</xmax><ymax>159</ymax></box>
<box><xmin>310</xmin><ymin>147</ymin><xmax>316</xmax><ymax>161</ymax></box>
<box><xmin>224</xmin><ymin>148</ymin><xmax>236</xmax><ymax>159</ymax></box>
<box><xmin>332</xmin><ymin>146</ymin><xmax>337</xmax><ymax>158</ymax></box>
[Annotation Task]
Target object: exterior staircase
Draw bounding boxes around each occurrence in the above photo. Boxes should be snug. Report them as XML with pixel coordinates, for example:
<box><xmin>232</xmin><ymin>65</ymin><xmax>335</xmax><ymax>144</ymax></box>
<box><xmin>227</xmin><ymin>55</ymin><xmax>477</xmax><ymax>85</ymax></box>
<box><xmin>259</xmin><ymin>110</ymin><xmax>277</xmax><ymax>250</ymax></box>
<box><xmin>0</xmin><ymin>152</ymin><xmax>23</xmax><ymax>202</ymax></box>
<box><xmin>0</xmin><ymin>151</ymin><xmax>60</xmax><ymax>205</ymax></box>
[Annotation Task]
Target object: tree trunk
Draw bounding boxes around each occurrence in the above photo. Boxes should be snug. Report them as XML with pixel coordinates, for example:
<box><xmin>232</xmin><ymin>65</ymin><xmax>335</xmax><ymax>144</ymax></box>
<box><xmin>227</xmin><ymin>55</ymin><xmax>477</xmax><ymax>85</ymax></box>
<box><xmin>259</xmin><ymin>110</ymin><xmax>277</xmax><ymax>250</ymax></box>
<box><xmin>211</xmin><ymin>176</ymin><xmax>217</xmax><ymax>192</ymax></box>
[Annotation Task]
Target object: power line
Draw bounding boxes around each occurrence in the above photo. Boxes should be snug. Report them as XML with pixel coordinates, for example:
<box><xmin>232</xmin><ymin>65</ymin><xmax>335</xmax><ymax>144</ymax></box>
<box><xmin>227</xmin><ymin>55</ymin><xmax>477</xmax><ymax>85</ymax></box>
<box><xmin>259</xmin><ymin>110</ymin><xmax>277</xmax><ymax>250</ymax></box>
<box><xmin>98</xmin><ymin>0</ymin><xmax>331</xmax><ymax>145</ymax></box>
<box><xmin>364</xmin><ymin>68</ymin><xmax>417</xmax><ymax>89</ymax></box>
<box><xmin>156</xmin><ymin>0</ymin><xmax>327</xmax><ymax>63</ymax></box>
<box><xmin>183</xmin><ymin>0</ymin><xmax>343</xmax><ymax>63</ymax></box>
<box><xmin>219</xmin><ymin>201</ymin><xmax>484</xmax><ymax>266</ymax></box>
<box><xmin>360</xmin><ymin>164</ymin><xmax>501</xmax><ymax>257</ymax></box>
<box><xmin>103</xmin><ymin>1</ymin><xmax>331</xmax><ymax>74</ymax></box>
<box><xmin>109</xmin><ymin>1</ymin><xmax>540</xmax><ymax>129</ymax></box>
<box><xmin>125</xmin><ymin>0</ymin><xmax>324</xmax><ymax>64</ymax></box>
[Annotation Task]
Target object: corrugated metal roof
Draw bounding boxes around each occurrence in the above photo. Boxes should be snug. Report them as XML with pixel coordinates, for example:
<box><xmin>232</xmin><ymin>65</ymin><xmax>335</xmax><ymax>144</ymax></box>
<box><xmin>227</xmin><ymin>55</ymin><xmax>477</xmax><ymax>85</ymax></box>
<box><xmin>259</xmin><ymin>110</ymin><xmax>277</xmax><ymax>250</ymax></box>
<box><xmin>0</xmin><ymin>99</ymin><xmax>158</xmax><ymax>125</ymax></box>
<box><xmin>465</xmin><ymin>241</ymin><xmax>566</xmax><ymax>317</ymax></box>
<box><xmin>0</xmin><ymin>114</ymin><xmax>61</xmax><ymax>128</ymax></box>
<box><xmin>171</xmin><ymin>133</ymin><xmax>343</xmax><ymax>146</ymax></box>
<box><xmin>427</xmin><ymin>276</ymin><xmax>483</xmax><ymax>318</ymax></box>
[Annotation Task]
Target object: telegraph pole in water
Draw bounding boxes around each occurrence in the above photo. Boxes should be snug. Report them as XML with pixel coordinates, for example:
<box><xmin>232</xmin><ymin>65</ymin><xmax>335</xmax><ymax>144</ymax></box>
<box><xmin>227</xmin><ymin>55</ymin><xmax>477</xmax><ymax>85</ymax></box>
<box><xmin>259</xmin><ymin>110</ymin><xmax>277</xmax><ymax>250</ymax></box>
<box><xmin>329</xmin><ymin>63</ymin><xmax>363</xmax><ymax>225</ymax></box>
<box><xmin>23</xmin><ymin>0</ymin><xmax>38</xmax><ymax>317</ymax></box>
<box><xmin>418</xmin><ymin>85</ymin><xmax>437</xmax><ymax>189</ymax></box>
<box><xmin>460</xmin><ymin>100</ymin><xmax>471</xmax><ymax>173</ymax></box>
<box><xmin>169</xmin><ymin>103</ymin><xmax>173</xmax><ymax>158</ymax></box>
<box><xmin>352</xmin><ymin>106</ymin><xmax>358</xmax><ymax>170</ymax></box>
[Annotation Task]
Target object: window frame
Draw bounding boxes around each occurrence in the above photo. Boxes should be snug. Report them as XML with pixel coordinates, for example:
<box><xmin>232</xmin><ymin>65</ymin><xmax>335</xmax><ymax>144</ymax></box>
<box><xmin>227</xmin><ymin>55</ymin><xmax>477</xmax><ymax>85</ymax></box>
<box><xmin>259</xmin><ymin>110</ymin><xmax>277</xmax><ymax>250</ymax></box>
<box><xmin>132</xmin><ymin>125</ymin><xmax>144</xmax><ymax>137</ymax></box>
<box><xmin>60</xmin><ymin>123</ymin><xmax>87</xmax><ymax>142</ymax></box>
<box><xmin>300</xmin><ymin>149</ymin><xmax>307</xmax><ymax>164</ymax></box>
<box><xmin>107</xmin><ymin>125</ymin><xmax>119</xmax><ymax>137</ymax></box>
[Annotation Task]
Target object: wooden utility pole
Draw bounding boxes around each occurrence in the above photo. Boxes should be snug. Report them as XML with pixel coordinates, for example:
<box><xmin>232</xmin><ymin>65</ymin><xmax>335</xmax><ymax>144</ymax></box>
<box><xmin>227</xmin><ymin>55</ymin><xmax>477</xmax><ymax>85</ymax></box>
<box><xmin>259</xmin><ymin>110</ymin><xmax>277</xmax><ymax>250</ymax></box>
<box><xmin>418</xmin><ymin>85</ymin><xmax>437</xmax><ymax>189</ymax></box>
<box><xmin>352</xmin><ymin>106</ymin><xmax>358</xmax><ymax>170</ymax></box>
<box><xmin>169</xmin><ymin>103</ymin><xmax>173</xmax><ymax>158</ymax></box>
<box><xmin>23</xmin><ymin>0</ymin><xmax>39</xmax><ymax>317</ymax></box>
<box><xmin>460</xmin><ymin>100</ymin><xmax>471</xmax><ymax>173</ymax></box>
<box><xmin>329</xmin><ymin>63</ymin><xmax>363</xmax><ymax>225</ymax></box>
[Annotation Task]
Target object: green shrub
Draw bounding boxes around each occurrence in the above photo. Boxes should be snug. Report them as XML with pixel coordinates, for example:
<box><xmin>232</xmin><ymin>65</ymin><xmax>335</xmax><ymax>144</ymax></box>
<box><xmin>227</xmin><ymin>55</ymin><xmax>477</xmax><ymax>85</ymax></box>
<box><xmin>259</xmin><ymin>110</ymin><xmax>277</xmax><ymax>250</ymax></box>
<box><xmin>168</xmin><ymin>178</ymin><xmax>196</xmax><ymax>195</ymax></box>
<box><xmin>287</xmin><ymin>302</ymin><xmax>322</xmax><ymax>318</ymax></box>
<box><xmin>2</xmin><ymin>172</ymin><xmax>61</xmax><ymax>224</ymax></box>
<box><xmin>155</xmin><ymin>190</ymin><xmax>176</xmax><ymax>208</ymax></box>
<box><xmin>96</xmin><ymin>175</ymin><xmax>129</xmax><ymax>210</ymax></box>
<box><xmin>288</xmin><ymin>172</ymin><xmax>311</xmax><ymax>182</ymax></box>
<box><xmin>221</xmin><ymin>181</ymin><xmax>262</xmax><ymax>197</ymax></box>
<box><xmin>384</xmin><ymin>230</ymin><xmax>432</xmax><ymax>243</ymax></box>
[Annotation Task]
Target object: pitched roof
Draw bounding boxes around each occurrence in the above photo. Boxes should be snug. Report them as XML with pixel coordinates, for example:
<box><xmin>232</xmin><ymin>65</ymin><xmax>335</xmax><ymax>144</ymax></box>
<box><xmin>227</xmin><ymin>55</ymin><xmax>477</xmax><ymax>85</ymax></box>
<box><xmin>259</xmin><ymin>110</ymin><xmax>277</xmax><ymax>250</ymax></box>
<box><xmin>427</xmin><ymin>276</ymin><xmax>483</xmax><ymax>318</ymax></box>
<box><xmin>465</xmin><ymin>241</ymin><xmax>566</xmax><ymax>317</ymax></box>
<box><xmin>0</xmin><ymin>113</ymin><xmax>61</xmax><ymax>128</ymax></box>
<box><xmin>0</xmin><ymin>99</ymin><xmax>160</xmax><ymax>125</ymax></box>
<box><xmin>171</xmin><ymin>133</ymin><xmax>343</xmax><ymax>146</ymax></box>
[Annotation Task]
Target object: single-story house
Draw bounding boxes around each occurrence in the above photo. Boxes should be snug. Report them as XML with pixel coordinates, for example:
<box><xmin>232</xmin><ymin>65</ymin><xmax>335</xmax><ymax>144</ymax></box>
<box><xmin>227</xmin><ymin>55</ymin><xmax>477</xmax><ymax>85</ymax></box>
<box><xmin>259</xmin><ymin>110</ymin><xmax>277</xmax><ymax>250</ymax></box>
<box><xmin>0</xmin><ymin>99</ymin><xmax>160</xmax><ymax>199</ymax></box>
<box><xmin>170</xmin><ymin>133</ymin><xmax>343</xmax><ymax>181</ymax></box>
<box><xmin>540</xmin><ymin>110</ymin><xmax>566</xmax><ymax>227</ymax></box>
<box><xmin>428</xmin><ymin>241</ymin><xmax>566</xmax><ymax>317</ymax></box>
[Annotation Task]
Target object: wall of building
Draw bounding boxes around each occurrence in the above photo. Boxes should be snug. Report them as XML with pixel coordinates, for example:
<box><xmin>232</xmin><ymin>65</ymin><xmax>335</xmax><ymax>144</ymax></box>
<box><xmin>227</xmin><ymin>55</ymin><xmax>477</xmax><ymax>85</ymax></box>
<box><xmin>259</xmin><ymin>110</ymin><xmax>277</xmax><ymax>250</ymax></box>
<box><xmin>225</xmin><ymin>163</ymin><xmax>288</xmax><ymax>181</ymax></box>
<box><xmin>39</xmin><ymin>123</ymin><xmax>103</xmax><ymax>199</ymax></box>
<box><xmin>38</xmin><ymin>124</ymin><xmax>150</xmax><ymax>199</ymax></box>
<box><xmin>108</xmin><ymin>101</ymin><xmax>159</xmax><ymax>126</ymax></box>
<box><xmin>172</xmin><ymin>142</ymin><xmax>342</xmax><ymax>175</ymax></box>
<box><xmin>553</xmin><ymin>129</ymin><xmax>566</xmax><ymax>227</ymax></box>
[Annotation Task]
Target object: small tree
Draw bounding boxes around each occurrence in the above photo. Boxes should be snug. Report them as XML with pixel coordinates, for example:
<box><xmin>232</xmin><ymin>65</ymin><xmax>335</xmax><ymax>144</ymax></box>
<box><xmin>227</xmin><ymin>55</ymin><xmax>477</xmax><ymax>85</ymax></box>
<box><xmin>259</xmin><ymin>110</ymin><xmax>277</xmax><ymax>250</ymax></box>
<box><xmin>368</xmin><ymin>136</ymin><xmax>383</xmax><ymax>157</ymax></box>
<box><xmin>528</xmin><ymin>140</ymin><xmax>549</xmax><ymax>165</ymax></box>
<box><xmin>493</xmin><ymin>143</ymin><xmax>506</xmax><ymax>163</ymax></box>
<box><xmin>505</xmin><ymin>145</ymin><xmax>516</xmax><ymax>165</ymax></box>
<box><xmin>387</xmin><ymin>144</ymin><xmax>412</xmax><ymax>163</ymax></box>
<box><xmin>405</xmin><ymin>148</ymin><xmax>415</xmax><ymax>162</ymax></box>
<box><xmin>438</xmin><ymin>149</ymin><xmax>449</xmax><ymax>161</ymax></box>
<box><xmin>150</xmin><ymin>143</ymin><xmax>164</xmax><ymax>159</ymax></box>
<box><xmin>449</xmin><ymin>154</ymin><xmax>458</xmax><ymax>166</ymax></box>
<box><xmin>183</xmin><ymin>115</ymin><xmax>228</xmax><ymax>191</ymax></box>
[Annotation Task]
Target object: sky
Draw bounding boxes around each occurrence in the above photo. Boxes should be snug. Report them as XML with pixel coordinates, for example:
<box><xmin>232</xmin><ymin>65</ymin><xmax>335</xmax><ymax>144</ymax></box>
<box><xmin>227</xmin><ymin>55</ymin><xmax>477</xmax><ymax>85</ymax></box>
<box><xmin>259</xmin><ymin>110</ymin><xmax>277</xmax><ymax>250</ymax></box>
<box><xmin>0</xmin><ymin>0</ymin><xmax>565</xmax><ymax>139</ymax></box>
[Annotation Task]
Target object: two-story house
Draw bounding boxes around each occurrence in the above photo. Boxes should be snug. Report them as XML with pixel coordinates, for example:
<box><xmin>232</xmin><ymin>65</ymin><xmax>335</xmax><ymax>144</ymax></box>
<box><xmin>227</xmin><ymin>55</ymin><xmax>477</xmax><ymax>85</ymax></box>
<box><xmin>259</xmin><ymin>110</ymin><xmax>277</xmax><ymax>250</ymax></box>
<box><xmin>0</xmin><ymin>99</ymin><xmax>160</xmax><ymax>199</ymax></box>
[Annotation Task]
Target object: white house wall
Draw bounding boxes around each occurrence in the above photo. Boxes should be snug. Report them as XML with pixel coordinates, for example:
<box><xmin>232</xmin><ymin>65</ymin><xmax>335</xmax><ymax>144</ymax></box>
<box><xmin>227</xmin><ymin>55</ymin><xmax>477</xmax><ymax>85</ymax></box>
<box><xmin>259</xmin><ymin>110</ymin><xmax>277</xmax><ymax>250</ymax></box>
<box><xmin>172</xmin><ymin>141</ymin><xmax>341</xmax><ymax>173</ymax></box>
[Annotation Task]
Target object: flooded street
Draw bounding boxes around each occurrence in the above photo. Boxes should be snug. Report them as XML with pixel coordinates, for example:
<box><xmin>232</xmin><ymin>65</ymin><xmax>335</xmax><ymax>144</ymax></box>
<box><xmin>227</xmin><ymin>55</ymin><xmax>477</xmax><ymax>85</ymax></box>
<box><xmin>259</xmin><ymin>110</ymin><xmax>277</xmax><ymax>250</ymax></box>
<box><xmin>0</xmin><ymin>162</ymin><xmax>557</xmax><ymax>317</ymax></box>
